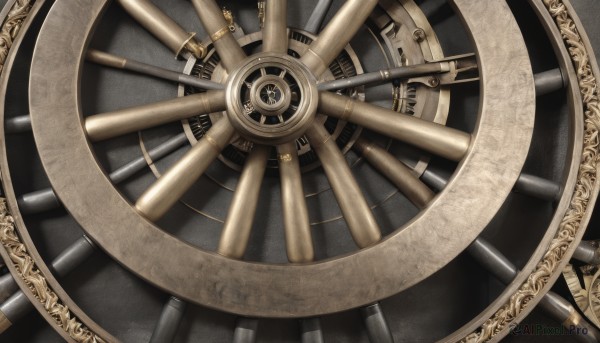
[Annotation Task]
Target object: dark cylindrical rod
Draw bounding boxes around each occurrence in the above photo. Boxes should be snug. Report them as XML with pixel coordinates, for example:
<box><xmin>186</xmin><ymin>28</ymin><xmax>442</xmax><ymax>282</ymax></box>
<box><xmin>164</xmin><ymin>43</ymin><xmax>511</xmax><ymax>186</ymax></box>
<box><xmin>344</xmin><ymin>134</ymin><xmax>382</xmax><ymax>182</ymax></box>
<box><xmin>514</xmin><ymin>173</ymin><xmax>562</xmax><ymax>202</ymax></box>
<box><xmin>87</xmin><ymin>50</ymin><xmax>224</xmax><ymax>90</ymax></box>
<box><xmin>301</xmin><ymin>318</ymin><xmax>324</xmax><ymax>343</ymax></box>
<box><xmin>304</xmin><ymin>0</ymin><xmax>333</xmax><ymax>34</ymax></box>
<box><xmin>539</xmin><ymin>292</ymin><xmax>600</xmax><ymax>343</ymax></box>
<box><xmin>149</xmin><ymin>297</ymin><xmax>187</xmax><ymax>343</ymax></box>
<box><xmin>5</xmin><ymin>115</ymin><xmax>31</xmax><ymax>134</ymax></box>
<box><xmin>0</xmin><ymin>236</ymin><xmax>95</xmax><ymax>334</ymax></box>
<box><xmin>233</xmin><ymin>317</ymin><xmax>258</xmax><ymax>343</ymax></box>
<box><xmin>421</xmin><ymin>168</ymin><xmax>562</xmax><ymax>202</ymax></box>
<box><xmin>467</xmin><ymin>238</ymin><xmax>518</xmax><ymax>284</ymax></box>
<box><xmin>17</xmin><ymin>133</ymin><xmax>188</xmax><ymax>215</ymax></box>
<box><xmin>17</xmin><ymin>188</ymin><xmax>61</xmax><ymax>215</ymax></box>
<box><xmin>534</xmin><ymin>68</ymin><xmax>565</xmax><ymax>97</ymax></box>
<box><xmin>573</xmin><ymin>241</ymin><xmax>600</xmax><ymax>265</ymax></box>
<box><xmin>318</xmin><ymin>62</ymin><xmax>449</xmax><ymax>91</ymax></box>
<box><xmin>361</xmin><ymin>303</ymin><xmax>394</xmax><ymax>343</ymax></box>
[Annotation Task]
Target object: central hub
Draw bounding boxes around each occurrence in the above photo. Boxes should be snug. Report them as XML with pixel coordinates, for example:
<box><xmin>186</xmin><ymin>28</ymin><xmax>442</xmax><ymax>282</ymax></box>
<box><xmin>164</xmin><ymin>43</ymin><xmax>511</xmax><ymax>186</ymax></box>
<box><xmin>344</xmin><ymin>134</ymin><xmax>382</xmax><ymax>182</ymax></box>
<box><xmin>226</xmin><ymin>53</ymin><xmax>318</xmax><ymax>145</ymax></box>
<box><xmin>250</xmin><ymin>76</ymin><xmax>291</xmax><ymax>118</ymax></box>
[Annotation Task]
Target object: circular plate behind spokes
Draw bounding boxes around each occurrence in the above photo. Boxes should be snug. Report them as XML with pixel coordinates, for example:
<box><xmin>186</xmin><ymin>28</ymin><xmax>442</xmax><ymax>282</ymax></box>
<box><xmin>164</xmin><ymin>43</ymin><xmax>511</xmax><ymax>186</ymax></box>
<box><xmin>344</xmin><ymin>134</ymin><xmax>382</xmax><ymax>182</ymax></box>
<box><xmin>29</xmin><ymin>0</ymin><xmax>534</xmax><ymax>317</ymax></box>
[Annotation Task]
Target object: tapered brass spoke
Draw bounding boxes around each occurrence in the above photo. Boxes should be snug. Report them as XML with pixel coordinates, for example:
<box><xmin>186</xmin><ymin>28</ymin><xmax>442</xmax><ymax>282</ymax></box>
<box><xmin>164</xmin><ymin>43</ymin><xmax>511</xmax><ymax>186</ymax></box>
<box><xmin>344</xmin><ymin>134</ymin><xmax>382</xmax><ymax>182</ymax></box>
<box><xmin>354</xmin><ymin>138</ymin><xmax>434</xmax><ymax>209</ymax></box>
<box><xmin>85</xmin><ymin>91</ymin><xmax>226</xmax><ymax>142</ymax></box>
<box><xmin>318</xmin><ymin>92</ymin><xmax>471</xmax><ymax>162</ymax></box>
<box><xmin>278</xmin><ymin>142</ymin><xmax>314</xmax><ymax>263</ymax></box>
<box><xmin>306</xmin><ymin>122</ymin><xmax>381</xmax><ymax>248</ymax></box>
<box><xmin>117</xmin><ymin>0</ymin><xmax>205</xmax><ymax>58</ymax></box>
<box><xmin>262</xmin><ymin>0</ymin><xmax>288</xmax><ymax>53</ymax></box>
<box><xmin>219</xmin><ymin>145</ymin><xmax>271</xmax><ymax>259</ymax></box>
<box><xmin>191</xmin><ymin>0</ymin><xmax>246</xmax><ymax>72</ymax></box>
<box><xmin>135</xmin><ymin>119</ymin><xmax>235</xmax><ymax>222</ymax></box>
<box><xmin>300</xmin><ymin>0</ymin><xmax>378</xmax><ymax>76</ymax></box>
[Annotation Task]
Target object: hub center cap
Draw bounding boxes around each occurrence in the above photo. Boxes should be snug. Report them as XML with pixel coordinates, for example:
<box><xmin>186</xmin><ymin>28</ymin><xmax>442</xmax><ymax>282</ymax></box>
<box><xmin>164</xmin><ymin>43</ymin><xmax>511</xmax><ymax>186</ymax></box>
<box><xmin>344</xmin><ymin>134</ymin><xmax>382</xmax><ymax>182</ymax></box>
<box><xmin>226</xmin><ymin>53</ymin><xmax>318</xmax><ymax>145</ymax></box>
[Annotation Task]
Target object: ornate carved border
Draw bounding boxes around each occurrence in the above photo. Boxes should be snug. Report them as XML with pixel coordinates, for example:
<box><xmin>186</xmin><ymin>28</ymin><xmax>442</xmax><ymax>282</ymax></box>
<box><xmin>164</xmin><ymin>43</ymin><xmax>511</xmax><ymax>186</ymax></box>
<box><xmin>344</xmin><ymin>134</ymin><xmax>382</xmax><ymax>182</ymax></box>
<box><xmin>0</xmin><ymin>1</ymin><xmax>108</xmax><ymax>342</ymax></box>
<box><xmin>461</xmin><ymin>0</ymin><xmax>600</xmax><ymax>341</ymax></box>
<box><xmin>0</xmin><ymin>200</ymin><xmax>106</xmax><ymax>342</ymax></box>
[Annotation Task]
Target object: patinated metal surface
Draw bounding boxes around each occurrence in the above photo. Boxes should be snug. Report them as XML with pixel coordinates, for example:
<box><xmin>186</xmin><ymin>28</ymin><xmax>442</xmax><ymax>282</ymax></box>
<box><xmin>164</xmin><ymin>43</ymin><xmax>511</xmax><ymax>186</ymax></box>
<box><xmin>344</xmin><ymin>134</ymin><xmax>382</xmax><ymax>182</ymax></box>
<box><xmin>28</xmin><ymin>0</ymin><xmax>534</xmax><ymax>318</ymax></box>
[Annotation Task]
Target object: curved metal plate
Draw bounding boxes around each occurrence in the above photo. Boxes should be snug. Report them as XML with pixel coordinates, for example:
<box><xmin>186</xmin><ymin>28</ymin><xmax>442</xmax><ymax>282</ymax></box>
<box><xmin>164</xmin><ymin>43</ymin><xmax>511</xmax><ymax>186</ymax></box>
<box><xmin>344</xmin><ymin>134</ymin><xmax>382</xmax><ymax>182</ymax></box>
<box><xmin>29</xmin><ymin>0</ymin><xmax>534</xmax><ymax>317</ymax></box>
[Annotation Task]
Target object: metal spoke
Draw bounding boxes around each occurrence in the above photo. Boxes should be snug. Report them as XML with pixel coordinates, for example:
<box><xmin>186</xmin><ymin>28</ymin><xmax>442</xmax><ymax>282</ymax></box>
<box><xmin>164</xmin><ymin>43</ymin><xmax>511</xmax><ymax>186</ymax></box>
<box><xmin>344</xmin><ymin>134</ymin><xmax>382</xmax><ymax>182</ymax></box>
<box><xmin>354</xmin><ymin>138</ymin><xmax>434</xmax><ymax>209</ymax></box>
<box><xmin>85</xmin><ymin>91</ymin><xmax>226</xmax><ymax>142</ymax></box>
<box><xmin>219</xmin><ymin>145</ymin><xmax>270</xmax><ymax>259</ymax></box>
<box><xmin>318</xmin><ymin>62</ymin><xmax>450</xmax><ymax>91</ymax></box>
<box><xmin>306</xmin><ymin>122</ymin><xmax>381</xmax><ymax>248</ymax></box>
<box><xmin>116</xmin><ymin>0</ymin><xmax>205</xmax><ymax>59</ymax></box>
<box><xmin>5</xmin><ymin>115</ymin><xmax>31</xmax><ymax>134</ymax></box>
<box><xmin>233</xmin><ymin>317</ymin><xmax>258</xmax><ymax>343</ymax></box>
<box><xmin>262</xmin><ymin>0</ymin><xmax>288</xmax><ymax>53</ymax></box>
<box><xmin>468</xmin><ymin>238</ymin><xmax>600</xmax><ymax>342</ymax></box>
<box><xmin>191</xmin><ymin>0</ymin><xmax>246</xmax><ymax>73</ymax></box>
<box><xmin>534</xmin><ymin>68</ymin><xmax>565</xmax><ymax>96</ymax></box>
<box><xmin>0</xmin><ymin>236</ymin><xmax>96</xmax><ymax>334</ymax></box>
<box><xmin>135</xmin><ymin>119</ymin><xmax>235</xmax><ymax>222</ymax></box>
<box><xmin>421</xmin><ymin>168</ymin><xmax>562</xmax><ymax>202</ymax></box>
<box><xmin>300</xmin><ymin>0</ymin><xmax>378</xmax><ymax>76</ymax></box>
<box><xmin>573</xmin><ymin>241</ymin><xmax>600</xmax><ymax>265</ymax></box>
<box><xmin>17</xmin><ymin>134</ymin><xmax>188</xmax><ymax>215</ymax></box>
<box><xmin>278</xmin><ymin>142</ymin><xmax>314</xmax><ymax>263</ymax></box>
<box><xmin>149</xmin><ymin>297</ymin><xmax>187</xmax><ymax>343</ymax></box>
<box><xmin>304</xmin><ymin>0</ymin><xmax>333</xmax><ymax>34</ymax></box>
<box><xmin>361</xmin><ymin>303</ymin><xmax>394</xmax><ymax>343</ymax></box>
<box><xmin>319</xmin><ymin>92</ymin><xmax>471</xmax><ymax>162</ymax></box>
<box><xmin>301</xmin><ymin>318</ymin><xmax>324</xmax><ymax>343</ymax></box>
<box><xmin>86</xmin><ymin>50</ymin><xmax>224</xmax><ymax>90</ymax></box>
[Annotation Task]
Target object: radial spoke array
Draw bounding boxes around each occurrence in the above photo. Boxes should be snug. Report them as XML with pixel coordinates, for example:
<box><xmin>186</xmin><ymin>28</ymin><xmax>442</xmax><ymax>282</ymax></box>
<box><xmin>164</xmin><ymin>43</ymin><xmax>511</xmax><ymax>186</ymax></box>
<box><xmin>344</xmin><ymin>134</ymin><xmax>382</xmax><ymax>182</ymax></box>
<box><xmin>191</xmin><ymin>0</ymin><xmax>246</xmax><ymax>72</ymax></box>
<box><xmin>85</xmin><ymin>91</ymin><xmax>226</xmax><ymax>142</ymax></box>
<box><xmin>135</xmin><ymin>119</ymin><xmax>235</xmax><ymax>222</ymax></box>
<box><xmin>117</xmin><ymin>0</ymin><xmax>205</xmax><ymax>59</ymax></box>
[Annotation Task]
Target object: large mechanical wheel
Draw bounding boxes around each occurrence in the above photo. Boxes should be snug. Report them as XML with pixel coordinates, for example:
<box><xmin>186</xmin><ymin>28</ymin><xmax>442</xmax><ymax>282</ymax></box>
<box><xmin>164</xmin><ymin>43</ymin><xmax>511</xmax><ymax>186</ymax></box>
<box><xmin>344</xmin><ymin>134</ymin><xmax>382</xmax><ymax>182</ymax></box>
<box><xmin>0</xmin><ymin>0</ymin><xmax>598</xmax><ymax>342</ymax></box>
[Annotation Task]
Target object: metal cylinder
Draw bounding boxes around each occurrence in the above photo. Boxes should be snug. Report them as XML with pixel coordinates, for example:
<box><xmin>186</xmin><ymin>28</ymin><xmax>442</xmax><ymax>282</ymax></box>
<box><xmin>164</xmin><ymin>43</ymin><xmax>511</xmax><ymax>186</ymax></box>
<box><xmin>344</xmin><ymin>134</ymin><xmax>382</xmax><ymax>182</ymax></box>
<box><xmin>0</xmin><ymin>274</ymin><xmax>17</xmax><ymax>304</ymax></box>
<box><xmin>301</xmin><ymin>318</ymin><xmax>324</xmax><ymax>343</ymax></box>
<box><xmin>513</xmin><ymin>173</ymin><xmax>562</xmax><ymax>202</ymax></box>
<box><xmin>573</xmin><ymin>241</ymin><xmax>600</xmax><ymax>265</ymax></box>
<box><xmin>534</xmin><ymin>68</ymin><xmax>565</xmax><ymax>97</ymax></box>
<box><xmin>219</xmin><ymin>145</ymin><xmax>270</xmax><ymax>259</ymax></box>
<box><xmin>304</xmin><ymin>0</ymin><xmax>333</xmax><ymax>34</ymax></box>
<box><xmin>306</xmin><ymin>123</ymin><xmax>381</xmax><ymax>248</ymax></box>
<box><xmin>262</xmin><ymin>0</ymin><xmax>288</xmax><ymax>53</ymax></box>
<box><xmin>467</xmin><ymin>238</ymin><xmax>517</xmax><ymax>284</ymax></box>
<box><xmin>191</xmin><ymin>0</ymin><xmax>246</xmax><ymax>72</ymax></box>
<box><xmin>361</xmin><ymin>303</ymin><xmax>394</xmax><ymax>343</ymax></box>
<box><xmin>149</xmin><ymin>297</ymin><xmax>187</xmax><ymax>343</ymax></box>
<box><xmin>5</xmin><ymin>115</ymin><xmax>31</xmax><ymax>134</ymax></box>
<box><xmin>17</xmin><ymin>188</ymin><xmax>61</xmax><ymax>215</ymax></box>
<box><xmin>233</xmin><ymin>317</ymin><xmax>258</xmax><ymax>343</ymax></box>
<box><xmin>539</xmin><ymin>292</ymin><xmax>600</xmax><ymax>343</ymax></box>
<box><xmin>116</xmin><ymin>0</ymin><xmax>205</xmax><ymax>58</ymax></box>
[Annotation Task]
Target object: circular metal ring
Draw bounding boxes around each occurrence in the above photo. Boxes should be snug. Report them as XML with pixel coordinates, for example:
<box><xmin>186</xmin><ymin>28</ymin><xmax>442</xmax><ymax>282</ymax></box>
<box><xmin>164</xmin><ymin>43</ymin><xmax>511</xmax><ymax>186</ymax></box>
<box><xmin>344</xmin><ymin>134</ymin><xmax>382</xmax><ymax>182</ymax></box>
<box><xmin>28</xmin><ymin>0</ymin><xmax>534</xmax><ymax>318</ymax></box>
